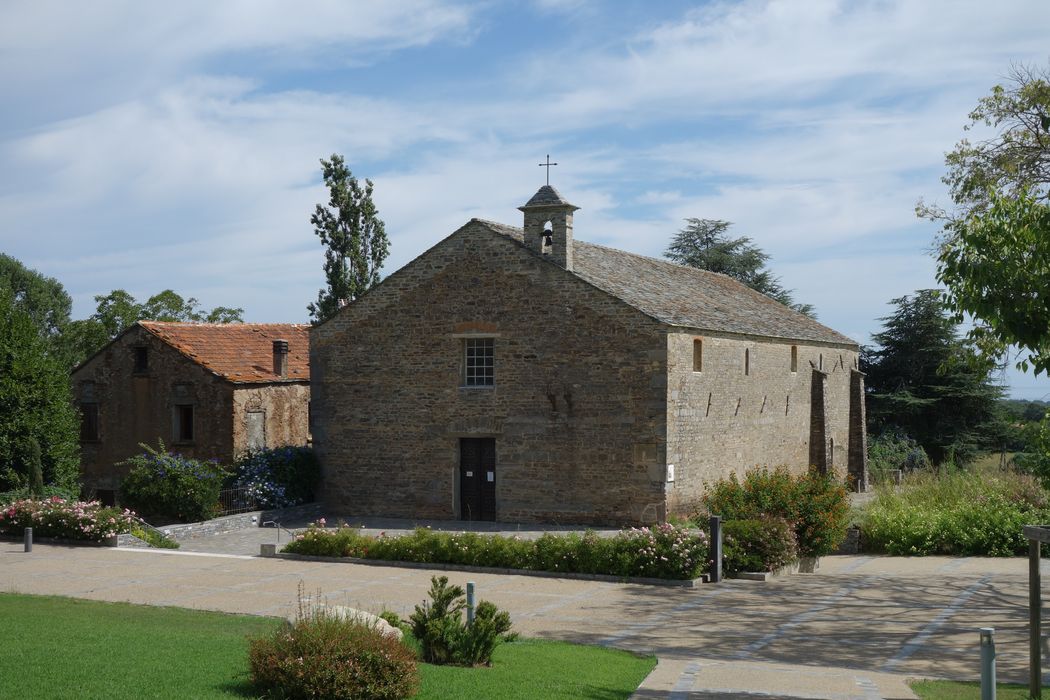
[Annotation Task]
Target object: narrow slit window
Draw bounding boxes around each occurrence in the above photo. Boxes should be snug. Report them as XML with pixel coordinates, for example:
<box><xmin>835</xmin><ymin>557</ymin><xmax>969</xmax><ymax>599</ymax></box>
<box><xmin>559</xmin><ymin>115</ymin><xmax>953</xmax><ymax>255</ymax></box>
<box><xmin>819</xmin><ymin>353</ymin><xmax>823</xmax><ymax>371</ymax></box>
<box><xmin>791</xmin><ymin>345</ymin><xmax>798</xmax><ymax>373</ymax></box>
<box><xmin>80</xmin><ymin>403</ymin><xmax>99</xmax><ymax>442</ymax></box>
<box><xmin>692</xmin><ymin>339</ymin><xmax>703</xmax><ymax>373</ymax></box>
<box><xmin>175</xmin><ymin>404</ymin><xmax>194</xmax><ymax>442</ymax></box>
<box><xmin>464</xmin><ymin>338</ymin><xmax>495</xmax><ymax>387</ymax></box>
<box><xmin>134</xmin><ymin>346</ymin><xmax>148</xmax><ymax>373</ymax></box>
<box><xmin>744</xmin><ymin>348</ymin><xmax>750</xmax><ymax>376</ymax></box>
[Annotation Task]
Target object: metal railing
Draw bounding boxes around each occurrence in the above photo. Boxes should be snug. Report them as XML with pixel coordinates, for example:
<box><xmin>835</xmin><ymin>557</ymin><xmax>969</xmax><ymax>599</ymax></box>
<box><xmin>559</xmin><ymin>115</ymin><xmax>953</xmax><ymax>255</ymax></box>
<box><xmin>217</xmin><ymin>487</ymin><xmax>258</xmax><ymax>516</ymax></box>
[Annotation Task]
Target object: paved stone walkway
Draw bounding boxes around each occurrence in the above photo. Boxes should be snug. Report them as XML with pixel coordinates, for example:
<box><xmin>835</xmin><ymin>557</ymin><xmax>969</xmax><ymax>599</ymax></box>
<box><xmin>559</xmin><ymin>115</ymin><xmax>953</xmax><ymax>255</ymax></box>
<box><xmin>3</xmin><ymin>542</ymin><xmax>1046</xmax><ymax>699</ymax></box>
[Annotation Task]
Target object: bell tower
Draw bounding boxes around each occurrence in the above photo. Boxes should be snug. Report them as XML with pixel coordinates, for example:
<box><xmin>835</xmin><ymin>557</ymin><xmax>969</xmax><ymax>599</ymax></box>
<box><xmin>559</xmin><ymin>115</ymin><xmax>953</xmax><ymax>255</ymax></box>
<box><xmin>518</xmin><ymin>185</ymin><xmax>579</xmax><ymax>271</ymax></box>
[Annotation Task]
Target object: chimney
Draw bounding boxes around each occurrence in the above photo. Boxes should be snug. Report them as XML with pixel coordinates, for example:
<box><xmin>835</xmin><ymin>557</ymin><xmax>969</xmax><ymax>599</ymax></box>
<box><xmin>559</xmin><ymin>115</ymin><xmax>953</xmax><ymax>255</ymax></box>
<box><xmin>272</xmin><ymin>339</ymin><xmax>289</xmax><ymax>378</ymax></box>
<box><xmin>518</xmin><ymin>185</ymin><xmax>579</xmax><ymax>271</ymax></box>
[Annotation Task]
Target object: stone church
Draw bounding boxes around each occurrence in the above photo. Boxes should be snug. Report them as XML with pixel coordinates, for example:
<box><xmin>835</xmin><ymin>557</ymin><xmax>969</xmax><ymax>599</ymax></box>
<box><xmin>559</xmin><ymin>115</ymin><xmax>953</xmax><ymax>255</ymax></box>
<box><xmin>310</xmin><ymin>185</ymin><xmax>866</xmax><ymax>524</ymax></box>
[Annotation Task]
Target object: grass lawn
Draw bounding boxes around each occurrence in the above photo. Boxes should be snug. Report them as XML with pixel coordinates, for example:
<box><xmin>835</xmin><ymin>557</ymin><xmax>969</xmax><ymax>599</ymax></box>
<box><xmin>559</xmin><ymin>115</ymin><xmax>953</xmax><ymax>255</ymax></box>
<box><xmin>416</xmin><ymin>638</ymin><xmax>655</xmax><ymax>699</ymax></box>
<box><xmin>1</xmin><ymin>594</ymin><xmax>655</xmax><ymax>699</ymax></box>
<box><xmin>910</xmin><ymin>679</ymin><xmax>1041</xmax><ymax>699</ymax></box>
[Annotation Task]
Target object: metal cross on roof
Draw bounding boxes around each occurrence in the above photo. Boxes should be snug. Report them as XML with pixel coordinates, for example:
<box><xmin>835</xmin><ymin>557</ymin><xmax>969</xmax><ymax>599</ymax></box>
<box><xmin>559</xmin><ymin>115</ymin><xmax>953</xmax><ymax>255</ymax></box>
<box><xmin>538</xmin><ymin>154</ymin><xmax>558</xmax><ymax>185</ymax></box>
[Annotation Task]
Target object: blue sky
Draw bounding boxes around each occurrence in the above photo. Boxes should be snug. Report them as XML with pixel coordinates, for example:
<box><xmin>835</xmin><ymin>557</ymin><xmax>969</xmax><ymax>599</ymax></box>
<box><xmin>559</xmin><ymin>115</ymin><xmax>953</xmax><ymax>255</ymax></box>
<box><xmin>2</xmin><ymin>0</ymin><xmax>1049</xmax><ymax>397</ymax></box>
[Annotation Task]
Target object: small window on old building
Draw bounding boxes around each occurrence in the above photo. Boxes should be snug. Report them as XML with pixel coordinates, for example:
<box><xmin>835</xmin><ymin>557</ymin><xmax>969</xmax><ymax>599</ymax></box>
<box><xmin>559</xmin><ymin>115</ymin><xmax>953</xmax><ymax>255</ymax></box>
<box><xmin>174</xmin><ymin>404</ymin><xmax>194</xmax><ymax>442</ymax></box>
<box><xmin>464</xmin><ymin>337</ymin><xmax>494</xmax><ymax>387</ymax></box>
<box><xmin>134</xmin><ymin>346</ymin><xmax>149</xmax><ymax>373</ymax></box>
<box><xmin>692</xmin><ymin>339</ymin><xmax>703</xmax><ymax>373</ymax></box>
<box><xmin>791</xmin><ymin>345</ymin><xmax>798</xmax><ymax>373</ymax></box>
<box><xmin>80</xmin><ymin>403</ymin><xmax>99</xmax><ymax>442</ymax></box>
<box><xmin>744</xmin><ymin>348</ymin><xmax>751</xmax><ymax>376</ymax></box>
<box><xmin>819</xmin><ymin>353</ymin><xmax>824</xmax><ymax>371</ymax></box>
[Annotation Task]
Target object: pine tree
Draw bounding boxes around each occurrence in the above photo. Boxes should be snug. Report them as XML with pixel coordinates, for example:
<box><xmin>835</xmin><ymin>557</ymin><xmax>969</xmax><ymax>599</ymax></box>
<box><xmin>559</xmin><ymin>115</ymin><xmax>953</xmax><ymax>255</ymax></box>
<box><xmin>862</xmin><ymin>290</ymin><xmax>1005</xmax><ymax>465</ymax></box>
<box><xmin>665</xmin><ymin>218</ymin><xmax>815</xmax><ymax>317</ymax></box>
<box><xmin>308</xmin><ymin>154</ymin><xmax>389</xmax><ymax>324</ymax></box>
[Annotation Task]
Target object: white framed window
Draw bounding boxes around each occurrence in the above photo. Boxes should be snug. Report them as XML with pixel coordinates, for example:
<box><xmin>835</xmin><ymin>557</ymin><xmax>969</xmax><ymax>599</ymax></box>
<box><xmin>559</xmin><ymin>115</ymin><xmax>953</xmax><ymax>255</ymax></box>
<box><xmin>464</xmin><ymin>338</ymin><xmax>494</xmax><ymax>387</ymax></box>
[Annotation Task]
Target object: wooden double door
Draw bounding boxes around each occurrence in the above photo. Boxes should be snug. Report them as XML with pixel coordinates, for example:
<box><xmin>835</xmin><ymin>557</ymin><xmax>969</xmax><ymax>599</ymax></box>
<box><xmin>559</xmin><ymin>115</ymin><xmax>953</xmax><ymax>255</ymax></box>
<box><xmin>459</xmin><ymin>438</ymin><xmax>496</xmax><ymax>521</ymax></box>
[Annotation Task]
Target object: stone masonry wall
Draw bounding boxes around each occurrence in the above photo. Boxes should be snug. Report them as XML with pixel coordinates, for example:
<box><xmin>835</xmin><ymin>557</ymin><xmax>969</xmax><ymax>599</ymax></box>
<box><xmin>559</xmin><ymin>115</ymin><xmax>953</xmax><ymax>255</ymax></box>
<box><xmin>73</xmin><ymin>326</ymin><xmax>234</xmax><ymax>491</ymax></box>
<box><xmin>232</xmin><ymin>383</ymin><xmax>311</xmax><ymax>456</ymax></box>
<box><xmin>665</xmin><ymin>331</ymin><xmax>859</xmax><ymax>515</ymax></box>
<box><xmin>311</xmin><ymin>221</ymin><xmax>670</xmax><ymax>525</ymax></box>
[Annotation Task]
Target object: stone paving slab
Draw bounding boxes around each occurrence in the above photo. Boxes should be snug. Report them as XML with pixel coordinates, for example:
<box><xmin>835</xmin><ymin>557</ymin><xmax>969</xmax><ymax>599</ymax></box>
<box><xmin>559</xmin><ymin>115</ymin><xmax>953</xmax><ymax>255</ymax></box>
<box><xmin>4</xmin><ymin>543</ymin><xmax>1050</xmax><ymax>699</ymax></box>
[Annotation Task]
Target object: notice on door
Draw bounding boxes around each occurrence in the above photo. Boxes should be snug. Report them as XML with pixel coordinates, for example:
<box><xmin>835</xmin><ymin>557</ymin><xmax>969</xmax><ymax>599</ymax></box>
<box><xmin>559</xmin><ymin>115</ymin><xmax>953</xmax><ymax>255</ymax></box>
<box><xmin>487</xmin><ymin>472</ymin><xmax>494</xmax><ymax>482</ymax></box>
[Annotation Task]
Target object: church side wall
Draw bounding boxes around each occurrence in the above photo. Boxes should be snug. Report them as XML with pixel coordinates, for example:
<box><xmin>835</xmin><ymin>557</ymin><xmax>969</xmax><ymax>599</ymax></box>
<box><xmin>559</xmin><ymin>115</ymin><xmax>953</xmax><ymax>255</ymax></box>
<box><xmin>664</xmin><ymin>331</ymin><xmax>858</xmax><ymax>515</ymax></box>
<box><xmin>311</xmin><ymin>222</ymin><xmax>669</xmax><ymax>525</ymax></box>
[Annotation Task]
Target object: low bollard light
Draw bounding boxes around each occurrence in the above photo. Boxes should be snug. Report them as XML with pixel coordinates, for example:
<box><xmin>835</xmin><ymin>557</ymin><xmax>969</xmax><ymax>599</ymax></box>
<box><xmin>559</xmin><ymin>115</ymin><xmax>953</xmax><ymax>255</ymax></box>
<box><xmin>24</xmin><ymin>527</ymin><xmax>32</xmax><ymax>553</ymax></box>
<box><xmin>466</xmin><ymin>581</ymin><xmax>476</xmax><ymax>626</ymax></box>
<box><xmin>980</xmin><ymin>627</ymin><xmax>996</xmax><ymax>700</ymax></box>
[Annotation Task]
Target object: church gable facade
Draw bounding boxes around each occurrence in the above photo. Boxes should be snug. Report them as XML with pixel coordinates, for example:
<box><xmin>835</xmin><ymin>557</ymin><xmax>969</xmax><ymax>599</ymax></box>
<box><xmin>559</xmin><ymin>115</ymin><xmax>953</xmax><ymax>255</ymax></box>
<box><xmin>311</xmin><ymin>186</ymin><xmax>865</xmax><ymax>525</ymax></box>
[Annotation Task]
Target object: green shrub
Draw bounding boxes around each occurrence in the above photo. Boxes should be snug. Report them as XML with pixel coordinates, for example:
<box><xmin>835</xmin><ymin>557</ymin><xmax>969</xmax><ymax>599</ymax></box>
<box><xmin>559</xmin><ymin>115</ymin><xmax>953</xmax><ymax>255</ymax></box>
<box><xmin>0</xmin><ymin>483</ymin><xmax>79</xmax><ymax>505</ymax></box>
<box><xmin>232</xmin><ymin>445</ymin><xmax>320</xmax><ymax>508</ymax></box>
<box><xmin>409</xmin><ymin>576</ymin><xmax>513</xmax><ymax>666</ymax></box>
<box><xmin>860</xmin><ymin>468</ymin><xmax>1047</xmax><ymax>556</ymax></box>
<box><xmin>722</xmin><ymin>518</ymin><xmax>798</xmax><ymax>574</ymax></box>
<box><xmin>701</xmin><ymin>465</ymin><xmax>851</xmax><ymax>558</ymax></box>
<box><xmin>129</xmin><ymin>526</ymin><xmax>180</xmax><ymax>549</ymax></box>
<box><xmin>284</xmin><ymin>522</ymin><xmax>709</xmax><ymax>581</ymax></box>
<box><xmin>0</xmin><ymin>497</ymin><xmax>137</xmax><ymax>541</ymax></box>
<box><xmin>118</xmin><ymin>441</ymin><xmax>228</xmax><ymax>522</ymax></box>
<box><xmin>868</xmin><ymin>432</ymin><xmax>932</xmax><ymax>483</ymax></box>
<box><xmin>248</xmin><ymin>602</ymin><xmax>419</xmax><ymax>700</ymax></box>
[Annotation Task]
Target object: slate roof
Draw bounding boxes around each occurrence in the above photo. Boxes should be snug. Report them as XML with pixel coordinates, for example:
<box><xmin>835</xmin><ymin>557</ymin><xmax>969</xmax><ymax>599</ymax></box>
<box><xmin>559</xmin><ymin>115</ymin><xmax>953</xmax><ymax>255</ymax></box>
<box><xmin>520</xmin><ymin>185</ymin><xmax>577</xmax><ymax>208</ymax></box>
<box><xmin>475</xmin><ymin>219</ymin><xmax>856</xmax><ymax>347</ymax></box>
<box><xmin>139</xmin><ymin>322</ymin><xmax>310</xmax><ymax>383</ymax></box>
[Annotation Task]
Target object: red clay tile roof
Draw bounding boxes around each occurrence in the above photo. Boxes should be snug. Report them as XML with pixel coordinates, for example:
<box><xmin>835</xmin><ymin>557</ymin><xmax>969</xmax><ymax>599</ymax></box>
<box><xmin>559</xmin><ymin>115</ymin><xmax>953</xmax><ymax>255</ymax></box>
<box><xmin>138</xmin><ymin>322</ymin><xmax>310</xmax><ymax>383</ymax></box>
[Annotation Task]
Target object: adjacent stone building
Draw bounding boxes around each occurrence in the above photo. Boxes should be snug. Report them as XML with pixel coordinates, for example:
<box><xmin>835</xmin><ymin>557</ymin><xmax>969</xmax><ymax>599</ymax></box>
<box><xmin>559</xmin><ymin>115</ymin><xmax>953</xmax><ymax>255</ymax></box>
<box><xmin>311</xmin><ymin>185</ymin><xmax>866</xmax><ymax>525</ymax></box>
<box><xmin>72</xmin><ymin>322</ymin><xmax>311</xmax><ymax>499</ymax></box>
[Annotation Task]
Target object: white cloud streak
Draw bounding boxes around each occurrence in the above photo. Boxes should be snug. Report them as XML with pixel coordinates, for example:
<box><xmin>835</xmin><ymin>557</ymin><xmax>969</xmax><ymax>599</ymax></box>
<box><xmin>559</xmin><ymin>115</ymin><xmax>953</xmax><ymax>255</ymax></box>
<box><xmin>2</xmin><ymin>0</ymin><xmax>1049</xmax><ymax>396</ymax></box>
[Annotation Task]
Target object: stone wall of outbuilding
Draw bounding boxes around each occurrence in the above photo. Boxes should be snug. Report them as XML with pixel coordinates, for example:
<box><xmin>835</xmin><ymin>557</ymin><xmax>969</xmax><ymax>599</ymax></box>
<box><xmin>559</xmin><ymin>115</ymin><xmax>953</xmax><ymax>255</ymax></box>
<box><xmin>73</xmin><ymin>326</ymin><xmax>235</xmax><ymax>491</ymax></box>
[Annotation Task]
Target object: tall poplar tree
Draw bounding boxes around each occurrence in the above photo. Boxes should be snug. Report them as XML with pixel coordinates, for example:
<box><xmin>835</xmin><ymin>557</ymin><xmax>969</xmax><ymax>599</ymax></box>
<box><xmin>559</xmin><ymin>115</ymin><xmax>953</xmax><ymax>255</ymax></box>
<box><xmin>308</xmin><ymin>154</ymin><xmax>389</xmax><ymax>324</ymax></box>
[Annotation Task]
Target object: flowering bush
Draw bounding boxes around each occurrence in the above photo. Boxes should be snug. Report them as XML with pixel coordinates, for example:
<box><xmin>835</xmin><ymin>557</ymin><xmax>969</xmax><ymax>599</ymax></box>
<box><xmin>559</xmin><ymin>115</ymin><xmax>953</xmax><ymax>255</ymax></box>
<box><xmin>119</xmin><ymin>441</ymin><xmax>228</xmax><ymax>522</ymax></box>
<box><xmin>0</xmin><ymin>497</ymin><xmax>137</xmax><ymax>541</ymax></box>
<box><xmin>701</xmin><ymin>465</ymin><xmax>850</xmax><ymax>558</ymax></box>
<box><xmin>284</xmin><ymin>522</ymin><xmax>708</xmax><ymax>581</ymax></box>
<box><xmin>232</xmin><ymin>446</ymin><xmax>320</xmax><ymax>509</ymax></box>
<box><xmin>722</xmin><ymin>518</ymin><xmax>798</xmax><ymax>574</ymax></box>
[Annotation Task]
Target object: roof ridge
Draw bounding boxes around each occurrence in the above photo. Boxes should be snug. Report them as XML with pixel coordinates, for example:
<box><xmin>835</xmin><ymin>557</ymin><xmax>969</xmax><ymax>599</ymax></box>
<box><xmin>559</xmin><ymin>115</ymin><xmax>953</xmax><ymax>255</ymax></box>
<box><xmin>140</xmin><ymin>321</ymin><xmax>309</xmax><ymax>328</ymax></box>
<box><xmin>468</xmin><ymin>217</ymin><xmax>855</xmax><ymax>346</ymax></box>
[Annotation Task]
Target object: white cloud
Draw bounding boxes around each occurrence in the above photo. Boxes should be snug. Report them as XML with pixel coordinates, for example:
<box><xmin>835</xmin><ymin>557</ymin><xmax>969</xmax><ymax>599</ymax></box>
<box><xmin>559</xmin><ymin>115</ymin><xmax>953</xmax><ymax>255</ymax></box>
<box><xmin>2</xmin><ymin>0</ymin><xmax>1048</xmax><ymax>397</ymax></box>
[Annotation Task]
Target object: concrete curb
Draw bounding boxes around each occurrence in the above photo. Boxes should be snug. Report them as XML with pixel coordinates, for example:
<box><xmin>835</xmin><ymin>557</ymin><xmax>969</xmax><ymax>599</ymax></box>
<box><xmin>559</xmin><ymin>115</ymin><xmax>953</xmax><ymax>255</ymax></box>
<box><xmin>732</xmin><ymin>560</ymin><xmax>802</xmax><ymax>581</ymax></box>
<box><xmin>267</xmin><ymin>550</ymin><xmax>706</xmax><ymax>588</ymax></box>
<box><xmin>0</xmin><ymin>533</ymin><xmax>114</xmax><ymax>547</ymax></box>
